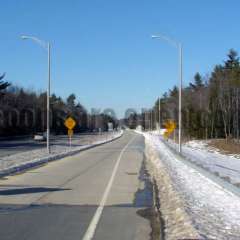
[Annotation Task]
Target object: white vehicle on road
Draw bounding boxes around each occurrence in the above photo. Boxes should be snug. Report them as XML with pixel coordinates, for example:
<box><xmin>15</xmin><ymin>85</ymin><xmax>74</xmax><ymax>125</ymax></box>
<box><xmin>33</xmin><ymin>132</ymin><xmax>47</xmax><ymax>141</ymax></box>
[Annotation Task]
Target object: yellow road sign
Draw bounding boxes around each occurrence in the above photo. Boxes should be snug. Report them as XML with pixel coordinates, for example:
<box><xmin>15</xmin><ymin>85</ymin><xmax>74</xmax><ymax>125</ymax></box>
<box><xmin>64</xmin><ymin>117</ymin><xmax>76</xmax><ymax>130</ymax></box>
<box><xmin>163</xmin><ymin>120</ymin><xmax>176</xmax><ymax>138</ymax></box>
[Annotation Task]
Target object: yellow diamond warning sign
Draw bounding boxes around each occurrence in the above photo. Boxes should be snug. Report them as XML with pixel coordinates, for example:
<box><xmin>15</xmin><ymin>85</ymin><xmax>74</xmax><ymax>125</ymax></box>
<box><xmin>163</xmin><ymin>120</ymin><xmax>176</xmax><ymax>138</ymax></box>
<box><xmin>64</xmin><ymin>117</ymin><xmax>76</xmax><ymax>130</ymax></box>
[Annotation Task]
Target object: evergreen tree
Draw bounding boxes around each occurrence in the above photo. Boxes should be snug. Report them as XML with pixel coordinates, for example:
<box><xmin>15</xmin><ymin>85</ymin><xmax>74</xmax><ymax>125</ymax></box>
<box><xmin>194</xmin><ymin>72</ymin><xmax>204</xmax><ymax>88</ymax></box>
<box><xmin>67</xmin><ymin>93</ymin><xmax>76</xmax><ymax>108</ymax></box>
<box><xmin>0</xmin><ymin>73</ymin><xmax>10</xmax><ymax>92</ymax></box>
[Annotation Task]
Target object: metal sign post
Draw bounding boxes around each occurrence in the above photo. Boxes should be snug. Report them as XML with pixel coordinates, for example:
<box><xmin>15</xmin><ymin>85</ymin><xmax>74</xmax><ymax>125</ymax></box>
<box><xmin>68</xmin><ymin>129</ymin><xmax>73</xmax><ymax>148</ymax></box>
<box><xmin>64</xmin><ymin>117</ymin><xmax>76</xmax><ymax>149</ymax></box>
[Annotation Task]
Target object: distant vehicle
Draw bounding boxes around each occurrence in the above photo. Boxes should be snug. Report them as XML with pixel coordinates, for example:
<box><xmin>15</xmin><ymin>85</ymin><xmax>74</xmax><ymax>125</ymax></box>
<box><xmin>33</xmin><ymin>132</ymin><xmax>47</xmax><ymax>141</ymax></box>
<box><xmin>136</xmin><ymin>125</ymin><xmax>143</xmax><ymax>132</ymax></box>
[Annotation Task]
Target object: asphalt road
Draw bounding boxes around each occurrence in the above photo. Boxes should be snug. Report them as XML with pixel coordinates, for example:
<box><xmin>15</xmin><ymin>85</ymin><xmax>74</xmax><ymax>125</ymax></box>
<box><xmin>0</xmin><ymin>131</ymin><xmax>157</xmax><ymax>240</ymax></box>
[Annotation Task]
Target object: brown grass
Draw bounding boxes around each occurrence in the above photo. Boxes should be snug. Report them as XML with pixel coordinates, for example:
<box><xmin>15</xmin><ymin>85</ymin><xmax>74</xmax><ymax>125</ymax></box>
<box><xmin>208</xmin><ymin>139</ymin><xmax>240</xmax><ymax>155</ymax></box>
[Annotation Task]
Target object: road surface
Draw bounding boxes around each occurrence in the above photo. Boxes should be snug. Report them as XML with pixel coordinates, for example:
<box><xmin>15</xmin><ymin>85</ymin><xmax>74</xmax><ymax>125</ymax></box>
<box><xmin>0</xmin><ymin>131</ymin><xmax>158</xmax><ymax>240</ymax></box>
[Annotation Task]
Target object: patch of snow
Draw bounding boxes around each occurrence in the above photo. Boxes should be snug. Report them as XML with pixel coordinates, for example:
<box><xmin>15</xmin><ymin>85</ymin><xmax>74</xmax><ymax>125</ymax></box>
<box><xmin>143</xmin><ymin>133</ymin><xmax>240</xmax><ymax>239</ymax></box>
<box><xmin>160</xmin><ymin>138</ymin><xmax>240</xmax><ymax>185</ymax></box>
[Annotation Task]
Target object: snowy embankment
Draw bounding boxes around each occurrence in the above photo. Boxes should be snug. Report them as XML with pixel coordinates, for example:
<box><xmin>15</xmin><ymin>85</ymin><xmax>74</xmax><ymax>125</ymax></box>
<box><xmin>142</xmin><ymin>132</ymin><xmax>240</xmax><ymax>240</ymax></box>
<box><xmin>0</xmin><ymin>131</ymin><xmax>123</xmax><ymax>177</ymax></box>
<box><xmin>166</xmin><ymin>138</ymin><xmax>240</xmax><ymax>187</ymax></box>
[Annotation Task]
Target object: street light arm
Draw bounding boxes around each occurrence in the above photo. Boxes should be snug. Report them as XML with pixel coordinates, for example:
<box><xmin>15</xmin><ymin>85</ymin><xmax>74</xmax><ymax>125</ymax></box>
<box><xmin>21</xmin><ymin>35</ymin><xmax>48</xmax><ymax>50</ymax></box>
<box><xmin>151</xmin><ymin>34</ymin><xmax>180</xmax><ymax>49</ymax></box>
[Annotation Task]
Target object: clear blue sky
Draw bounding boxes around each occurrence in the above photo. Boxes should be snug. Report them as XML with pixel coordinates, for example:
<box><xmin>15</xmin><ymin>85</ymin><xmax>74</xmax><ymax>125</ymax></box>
<box><xmin>1</xmin><ymin>0</ymin><xmax>240</xmax><ymax>117</ymax></box>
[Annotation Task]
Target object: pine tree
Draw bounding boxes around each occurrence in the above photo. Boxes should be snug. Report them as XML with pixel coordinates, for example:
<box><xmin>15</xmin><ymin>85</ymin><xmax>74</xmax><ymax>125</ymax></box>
<box><xmin>194</xmin><ymin>72</ymin><xmax>204</xmax><ymax>88</ymax></box>
<box><xmin>0</xmin><ymin>73</ymin><xmax>10</xmax><ymax>91</ymax></box>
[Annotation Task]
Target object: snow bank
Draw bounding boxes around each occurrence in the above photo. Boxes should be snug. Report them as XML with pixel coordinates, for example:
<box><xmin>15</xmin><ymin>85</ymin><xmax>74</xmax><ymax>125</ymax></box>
<box><xmin>143</xmin><ymin>133</ymin><xmax>240</xmax><ymax>240</ymax></box>
<box><xmin>145</xmin><ymin>138</ymin><xmax>200</xmax><ymax>240</ymax></box>
<box><xmin>165</xmin><ymin>138</ymin><xmax>240</xmax><ymax>186</ymax></box>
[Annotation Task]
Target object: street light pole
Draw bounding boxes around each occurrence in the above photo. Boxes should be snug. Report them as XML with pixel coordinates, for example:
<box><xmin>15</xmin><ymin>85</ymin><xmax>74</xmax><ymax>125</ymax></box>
<box><xmin>158</xmin><ymin>97</ymin><xmax>161</xmax><ymax>133</ymax></box>
<box><xmin>151</xmin><ymin>109</ymin><xmax>153</xmax><ymax>132</ymax></box>
<box><xmin>149</xmin><ymin>110</ymin><xmax>151</xmax><ymax>131</ymax></box>
<box><xmin>47</xmin><ymin>43</ymin><xmax>51</xmax><ymax>154</ymax></box>
<box><xmin>179</xmin><ymin>44</ymin><xmax>183</xmax><ymax>153</ymax></box>
<box><xmin>21</xmin><ymin>35</ymin><xmax>51</xmax><ymax>154</ymax></box>
<box><xmin>154</xmin><ymin>106</ymin><xmax>157</xmax><ymax>131</ymax></box>
<box><xmin>152</xmin><ymin>34</ymin><xmax>183</xmax><ymax>153</ymax></box>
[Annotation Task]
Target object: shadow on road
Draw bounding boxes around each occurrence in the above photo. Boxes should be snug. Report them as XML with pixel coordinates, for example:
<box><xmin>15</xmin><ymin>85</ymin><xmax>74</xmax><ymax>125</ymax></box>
<box><xmin>0</xmin><ymin>187</ymin><xmax>71</xmax><ymax>196</ymax></box>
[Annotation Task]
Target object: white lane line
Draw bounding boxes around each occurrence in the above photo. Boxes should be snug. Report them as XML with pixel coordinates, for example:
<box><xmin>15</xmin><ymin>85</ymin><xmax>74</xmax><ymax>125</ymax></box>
<box><xmin>82</xmin><ymin>136</ymin><xmax>136</xmax><ymax>240</ymax></box>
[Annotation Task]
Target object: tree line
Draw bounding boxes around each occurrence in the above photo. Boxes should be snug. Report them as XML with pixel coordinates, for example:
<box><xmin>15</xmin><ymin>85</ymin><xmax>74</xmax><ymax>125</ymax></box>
<box><xmin>127</xmin><ymin>49</ymin><xmax>240</xmax><ymax>140</ymax></box>
<box><xmin>0</xmin><ymin>74</ymin><xmax>118</xmax><ymax>136</ymax></box>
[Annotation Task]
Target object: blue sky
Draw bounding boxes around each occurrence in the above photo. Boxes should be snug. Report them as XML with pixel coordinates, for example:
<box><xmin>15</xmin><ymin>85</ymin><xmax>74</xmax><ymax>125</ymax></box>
<box><xmin>1</xmin><ymin>0</ymin><xmax>240</xmax><ymax>117</ymax></box>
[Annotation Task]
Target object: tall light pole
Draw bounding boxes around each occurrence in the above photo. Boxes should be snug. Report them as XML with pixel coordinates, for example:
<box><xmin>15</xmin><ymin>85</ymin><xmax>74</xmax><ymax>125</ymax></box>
<box><xmin>152</xmin><ymin>34</ymin><xmax>183</xmax><ymax>153</ymax></box>
<box><xmin>149</xmin><ymin>110</ymin><xmax>151</xmax><ymax>131</ymax></box>
<box><xmin>150</xmin><ymin>109</ymin><xmax>152</xmax><ymax>131</ymax></box>
<box><xmin>158</xmin><ymin>97</ymin><xmax>161</xmax><ymax>133</ymax></box>
<box><xmin>155</xmin><ymin>105</ymin><xmax>157</xmax><ymax>130</ymax></box>
<box><xmin>21</xmin><ymin>35</ymin><xmax>51</xmax><ymax>154</ymax></box>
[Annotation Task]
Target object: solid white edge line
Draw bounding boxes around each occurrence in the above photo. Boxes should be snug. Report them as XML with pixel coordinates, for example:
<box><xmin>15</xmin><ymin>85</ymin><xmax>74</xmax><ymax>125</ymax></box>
<box><xmin>82</xmin><ymin>135</ymin><xmax>136</xmax><ymax>240</ymax></box>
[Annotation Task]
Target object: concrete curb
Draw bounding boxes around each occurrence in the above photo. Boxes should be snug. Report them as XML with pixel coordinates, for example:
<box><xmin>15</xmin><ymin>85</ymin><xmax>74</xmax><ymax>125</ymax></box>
<box><xmin>0</xmin><ymin>131</ymin><xmax>123</xmax><ymax>178</ymax></box>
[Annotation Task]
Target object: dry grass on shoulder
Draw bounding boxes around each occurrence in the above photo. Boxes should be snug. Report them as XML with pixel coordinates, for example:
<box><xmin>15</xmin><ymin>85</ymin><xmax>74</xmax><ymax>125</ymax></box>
<box><xmin>208</xmin><ymin>139</ymin><xmax>240</xmax><ymax>155</ymax></box>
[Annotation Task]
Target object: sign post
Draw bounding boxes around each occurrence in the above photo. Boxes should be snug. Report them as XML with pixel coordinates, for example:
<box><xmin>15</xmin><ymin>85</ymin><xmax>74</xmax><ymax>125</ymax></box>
<box><xmin>68</xmin><ymin>129</ymin><xmax>73</xmax><ymax>148</ymax></box>
<box><xmin>64</xmin><ymin>117</ymin><xmax>76</xmax><ymax>148</ymax></box>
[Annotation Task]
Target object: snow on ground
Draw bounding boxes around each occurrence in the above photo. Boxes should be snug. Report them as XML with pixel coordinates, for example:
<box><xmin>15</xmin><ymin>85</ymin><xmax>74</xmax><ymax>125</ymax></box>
<box><xmin>143</xmin><ymin>132</ymin><xmax>240</xmax><ymax>239</ymax></box>
<box><xmin>164</xmin><ymin>137</ymin><xmax>240</xmax><ymax>186</ymax></box>
<box><xmin>0</xmin><ymin>131</ymin><xmax>122</xmax><ymax>172</ymax></box>
<box><xmin>185</xmin><ymin>139</ymin><xmax>240</xmax><ymax>158</ymax></box>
